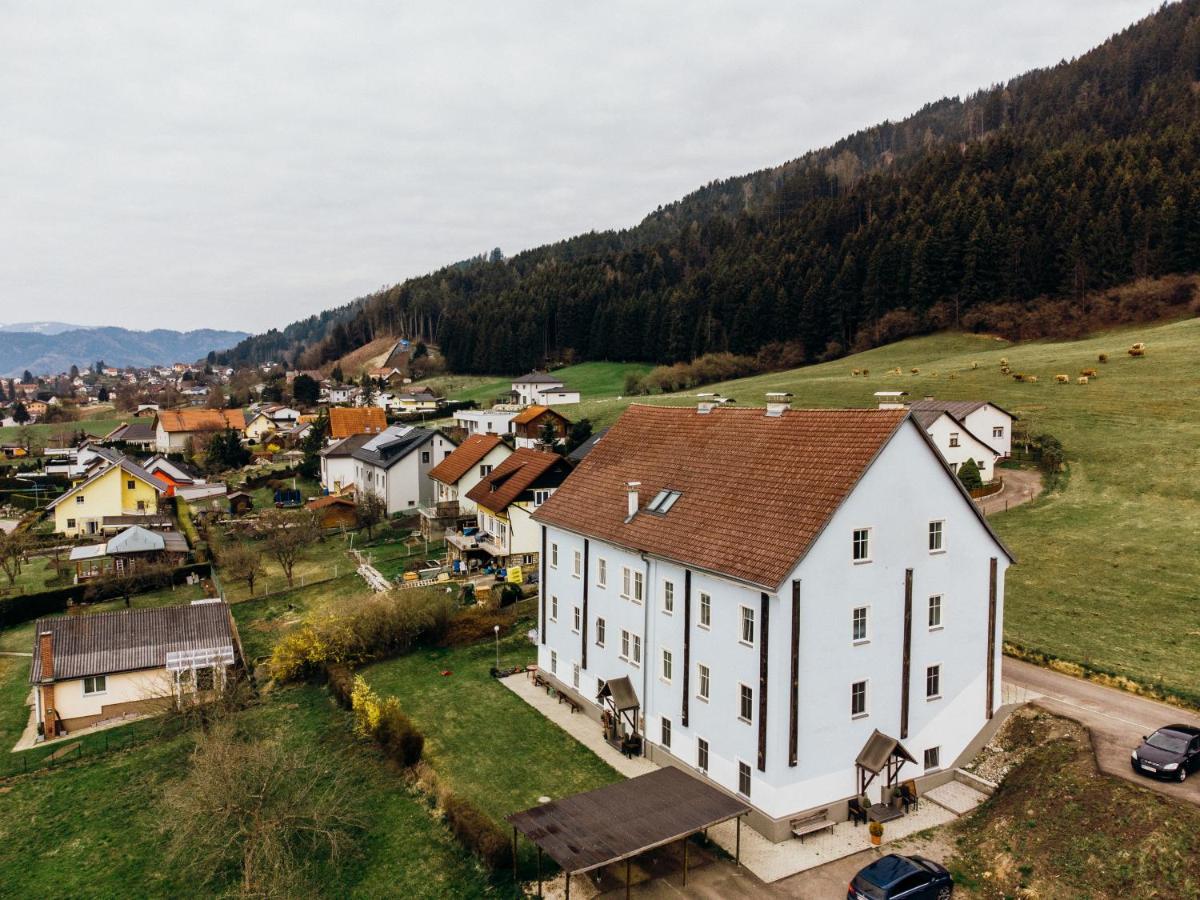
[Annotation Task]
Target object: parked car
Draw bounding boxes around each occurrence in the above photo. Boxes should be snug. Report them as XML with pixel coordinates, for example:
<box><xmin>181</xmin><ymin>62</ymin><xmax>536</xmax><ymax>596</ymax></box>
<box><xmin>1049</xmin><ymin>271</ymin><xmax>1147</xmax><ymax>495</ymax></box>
<box><xmin>848</xmin><ymin>854</ymin><xmax>953</xmax><ymax>900</ymax></box>
<box><xmin>1130</xmin><ymin>724</ymin><xmax>1200</xmax><ymax>782</ymax></box>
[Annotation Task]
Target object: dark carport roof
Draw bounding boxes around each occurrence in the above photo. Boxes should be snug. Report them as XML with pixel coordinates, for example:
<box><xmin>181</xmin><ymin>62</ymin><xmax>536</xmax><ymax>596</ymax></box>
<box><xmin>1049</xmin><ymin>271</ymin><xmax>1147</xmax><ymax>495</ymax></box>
<box><xmin>506</xmin><ymin>767</ymin><xmax>748</xmax><ymax>875</ymax></box>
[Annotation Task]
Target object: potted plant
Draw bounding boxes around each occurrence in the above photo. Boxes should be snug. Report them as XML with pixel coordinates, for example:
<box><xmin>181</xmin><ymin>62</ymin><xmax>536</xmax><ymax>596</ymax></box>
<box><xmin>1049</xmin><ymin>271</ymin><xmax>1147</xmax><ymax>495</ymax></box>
<box><xmin>869</xmin><ymin>821</ymin><xmax>884</xmax><ymax>846</ymax></box>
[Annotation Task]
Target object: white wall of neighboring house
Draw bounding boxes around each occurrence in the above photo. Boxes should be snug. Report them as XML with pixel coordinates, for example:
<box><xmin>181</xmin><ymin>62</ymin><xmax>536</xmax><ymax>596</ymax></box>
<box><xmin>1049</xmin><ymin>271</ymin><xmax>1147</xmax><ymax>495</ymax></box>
<box><xmin>539</xmin><ymin>389</ymin><xmax>581</xmax><ymax>406</ymax></box>
<box><xmin>356</xmin><ymin>434</ymin><xmax>456</xmax><ymax>515</ymax></box>
<box><xmin>962</xmin><ymin>405</ymin><xmax>1013</xmax><ymax>458</ymax></box>
<box><xmin>437</xmin><ymin>444</ymin><xmax>512</xmax><ymax>514</ymax></box>
<box><xmin>924</xmin><ymin>414</ymin><xmax>999</xmax><ymax>482</ymax></box>
<box><xmin>455</xmin><ymin>409</ymin><xmax>517</xmax><ymax>436</ymax></box>
<box><xmin>47</xmin><ymin>668</ymin><xmax>174</xmax><ymax>722</ymax></box>
<box><xmin>155</xmin><ymin>425</ymin><xmax>191</xmax><ymax>453</ymax></box>
<box><xmin>537</xmin><ymin>421</ymin><xmax>1007</xmax><ymax>828</ymax></box>
<box><xmin>321</xmin><ymin>454</ymin><xmax>358</xmax><ymax>493</ymax></box>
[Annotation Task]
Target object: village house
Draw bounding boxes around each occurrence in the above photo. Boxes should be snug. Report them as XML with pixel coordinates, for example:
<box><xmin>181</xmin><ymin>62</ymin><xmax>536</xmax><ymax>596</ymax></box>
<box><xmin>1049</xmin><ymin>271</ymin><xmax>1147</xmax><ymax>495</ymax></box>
<box><xmin>909</xmin><ymin>409</ymin><xmax>1002</xmax><ymax>482</ymax></box>
<box><xmin>378</xmin><ymin>385</ymin><xmax>442</xmax><ymax>414</ymax></box>
<box><xmin>155</xmin><ymin>408</ymin><xmax>247</xmax><ymax>453</ymax></box>
<box><xmin>141</xmin><ymin>455</ymin><xmax>206</xmax><ymax>498</ymax></box>
<box><xmin>532</xmin><ymin>401</ymin><xmax>1012</xmax><ymax>841</ymax></box>
<box><xmin>30</xmin><ymin>600</ymin><xmax>243</xmax><ymax>739</ymax></box>
<box><xmin>351</xmin><ymin>425</ymin><xmax>456</xmax><ymax>516</ymax></box>
<box><xmin>327</xmin><ymin>406</ymin><xmax>387</xmax><ymax>441</ymax></box>
<box><xmin>100</xmin><ymin>421</ymin><xmax>157</xmax><ymax>451</ymax></box>
<box><xmin>446</xmin><ymin>447</ymin><xmax>571</xmax><ymax>572</ymax></box>
<box><xmin>421</xmin><ymin>433</ymin><xmax>513</xmax><ymax>538</ymax></box>
<box><xmin>453</xmin><ymin>407</ymin><xmax>517</xmax><ymax>437</ymax></box>
<box><xmin>512</xmin><ymin>405</ymin><xmax>572</xmax><ymax>449</ymax></box>
<box><xmin>511</xmin><ymin>371</ymin><xmax>581</xmax><ymax>407</ymax></box>
<box><xmin>49</xmin><ymin>456</ymin><xmax>166</xmax><ymax>536</ymax></box>
<box><xmin>68</xmin><ymin>524</ymin><xmax>189</xmax><ymax>581</ymax></box>
<box><xmin>908</xmin><ymin>399</ymin><xmax>1015</xmax><ymax>459</ymax></box>
<box><xmin>318</xmin><ymin>432</ymin><xmax>376</xmax><ymax>494</ymax></box>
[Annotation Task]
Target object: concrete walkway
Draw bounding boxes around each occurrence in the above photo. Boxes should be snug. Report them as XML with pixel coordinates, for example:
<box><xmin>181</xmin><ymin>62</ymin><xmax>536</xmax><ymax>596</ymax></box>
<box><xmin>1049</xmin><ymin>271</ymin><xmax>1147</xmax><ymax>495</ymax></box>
<box><xmin>1004</xmin><ymin>656</ymin><xmax>1200</xmax><ymax>805</ymax></box>
<box><xmin>976</xmin><ymin>467</ymin><xmax>1043</xmax><ymax>516</ymax></box>
<box><xmin>501</xmin><ymin>674</ymin><xmax>983</xmax><ymax>884</ymax></box>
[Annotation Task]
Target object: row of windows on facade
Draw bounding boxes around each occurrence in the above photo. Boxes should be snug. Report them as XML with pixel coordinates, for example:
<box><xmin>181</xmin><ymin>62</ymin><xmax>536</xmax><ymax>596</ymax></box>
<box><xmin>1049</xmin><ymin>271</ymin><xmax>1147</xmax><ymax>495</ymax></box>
<box><xmin>551</xmin><ymin>589</ymin><xmax>945</xmax><ymax>650</ymax></box>
<box><xmin>549</xmin><ymin>521</ymin><xmax>948</xmax><ymax>586</ymax></box>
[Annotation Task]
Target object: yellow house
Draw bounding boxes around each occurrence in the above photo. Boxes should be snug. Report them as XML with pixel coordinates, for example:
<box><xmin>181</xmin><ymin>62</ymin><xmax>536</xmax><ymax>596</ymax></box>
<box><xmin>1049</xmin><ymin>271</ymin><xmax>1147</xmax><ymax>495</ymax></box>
<box><xmin>49</xmin><ymin>459</ymin><xmax>166</xmax><ymax>537</ymax></box>
<box><xmin>243</xmin><ymin>411</ymin><xmax>278</xmax><ymax>443</ymax></box>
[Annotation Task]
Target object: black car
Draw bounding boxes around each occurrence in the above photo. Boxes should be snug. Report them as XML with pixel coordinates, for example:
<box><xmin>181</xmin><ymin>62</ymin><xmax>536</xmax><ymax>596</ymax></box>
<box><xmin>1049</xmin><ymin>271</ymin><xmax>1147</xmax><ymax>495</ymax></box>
<box><xmin>848</xmin><ymin>854</ymin><xmax>953</xmax><ymax>900</ymax></box>
<box><xmin>1131</xmin><ymin>724</ymin><xmax>1200</xmax><ymax>782</ymax></box>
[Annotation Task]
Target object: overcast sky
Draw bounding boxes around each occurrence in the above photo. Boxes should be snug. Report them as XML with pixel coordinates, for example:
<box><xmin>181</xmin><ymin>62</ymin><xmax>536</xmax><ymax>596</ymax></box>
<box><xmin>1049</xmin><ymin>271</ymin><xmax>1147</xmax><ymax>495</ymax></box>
<box><xmin>0</xmin><ymin>1</ymin><xmax>1157</xmax><ymax>333</ymax></box>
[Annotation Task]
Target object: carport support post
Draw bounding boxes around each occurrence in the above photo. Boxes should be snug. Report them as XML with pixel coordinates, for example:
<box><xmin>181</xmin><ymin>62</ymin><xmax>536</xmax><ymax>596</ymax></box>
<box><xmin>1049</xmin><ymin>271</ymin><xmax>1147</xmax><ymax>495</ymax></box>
<box><xmin>536</xmin><ymin>846</ymin><xmax>542</xmax><ymax>897</ymax></box>
<box><xmin>511</xmin><ymin>826</ymin><xmax>518</xmax><ymax>880</ymax></box>
<box><xmin>625</xmin><ymin>859</ymin><xmax>631</xmax><ymax>900</ymax></box>
<box><xmin>565</xmin><ymin>871</ymin><xmax>570</xmax><ymax>900</ymax></box>
<box><xmin>736</xmin><ymin>815</ymin><xmax>741</xmax><ymax>867</ymax></box>
<box><xmin>682</xmin><ymin>837</ymin><xmax>689</xmax><ymax>887</ymax></box>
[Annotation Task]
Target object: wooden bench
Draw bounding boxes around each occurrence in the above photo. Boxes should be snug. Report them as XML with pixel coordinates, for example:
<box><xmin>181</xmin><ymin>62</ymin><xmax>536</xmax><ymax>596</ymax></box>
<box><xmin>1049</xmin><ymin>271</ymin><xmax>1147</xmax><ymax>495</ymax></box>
<box><xmin>557</xmin><ymin>692</ymin><xmax>582</xmax><ymax>713</ymax></box>
<box><xmin>790</xmin><ymin>808</ymin><xmax>834</xmax><ymax>841</ymax></box>
<box><xmin>532</xmin><ymin>672</ymin><xmax>548</xmax><ymax>690</ymax></box>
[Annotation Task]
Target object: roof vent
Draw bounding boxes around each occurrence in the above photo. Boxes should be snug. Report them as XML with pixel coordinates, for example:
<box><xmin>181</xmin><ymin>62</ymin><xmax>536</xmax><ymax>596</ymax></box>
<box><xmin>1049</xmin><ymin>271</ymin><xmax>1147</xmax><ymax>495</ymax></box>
<box><xmin>765</xmin><ymin>392</ymin><xmax>792</xmax><ymax>417</ymax></box>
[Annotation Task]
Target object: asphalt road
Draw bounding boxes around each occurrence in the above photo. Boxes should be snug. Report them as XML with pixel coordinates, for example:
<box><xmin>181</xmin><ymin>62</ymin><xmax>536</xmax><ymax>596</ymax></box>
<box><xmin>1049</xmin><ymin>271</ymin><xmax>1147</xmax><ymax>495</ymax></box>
<box><xmin>1003</xmin><ymin>656</ymin><xmax>1200</xmax><ymax>805</ymax></box>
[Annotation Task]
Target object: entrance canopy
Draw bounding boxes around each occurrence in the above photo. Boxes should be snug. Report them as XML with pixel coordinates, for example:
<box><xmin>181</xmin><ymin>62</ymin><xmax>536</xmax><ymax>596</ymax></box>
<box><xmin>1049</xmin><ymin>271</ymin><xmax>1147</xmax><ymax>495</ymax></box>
<box><xmin>506</xmin><ymin>766</ymin><xmax>748</xmax><ymax>876</ymax></box>
<box><xmin>856</xmin><ymin>729</ymin><xmax>917</xmax><ymax>775</ymax></box>
<box><xmin>596</xmin><ymin>676</ymin><xmax>639</xmax><ymax>712</ymax></box>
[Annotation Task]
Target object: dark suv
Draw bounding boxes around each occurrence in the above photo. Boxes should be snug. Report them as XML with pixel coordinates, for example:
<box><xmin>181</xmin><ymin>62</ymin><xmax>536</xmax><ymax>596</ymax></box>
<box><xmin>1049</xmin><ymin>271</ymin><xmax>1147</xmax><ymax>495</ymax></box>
<box><xmin>1131</xmin><ymin>725</ymin><xmax>1200</xmax><ymax>782</ymax></box>
<box><xmin>848</xmin><ymin>854</ymin><xmax>953</xmax><ymax>900</ymax></box>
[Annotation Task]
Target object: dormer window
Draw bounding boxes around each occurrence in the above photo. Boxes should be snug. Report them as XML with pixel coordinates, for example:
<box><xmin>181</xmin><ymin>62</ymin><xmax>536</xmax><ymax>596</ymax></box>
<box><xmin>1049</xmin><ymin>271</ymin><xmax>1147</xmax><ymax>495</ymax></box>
<box><xmin>646</xmin><ymin>489</ymin><xmax>682</xmax><ymax>515</ymax></box>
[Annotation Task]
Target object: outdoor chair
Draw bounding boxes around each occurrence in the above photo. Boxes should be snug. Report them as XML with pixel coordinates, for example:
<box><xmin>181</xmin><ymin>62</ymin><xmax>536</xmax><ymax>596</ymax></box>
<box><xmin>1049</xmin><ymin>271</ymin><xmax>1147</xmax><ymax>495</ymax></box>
<box><xmin>899</xmin><ymin>779</ymin><xmax>919</xmax><ymax>813</ymax></box>
<box><xmin>848</xmin><ymin>795</ymin><xmax>869</xmax><ymax>826</ymax></box>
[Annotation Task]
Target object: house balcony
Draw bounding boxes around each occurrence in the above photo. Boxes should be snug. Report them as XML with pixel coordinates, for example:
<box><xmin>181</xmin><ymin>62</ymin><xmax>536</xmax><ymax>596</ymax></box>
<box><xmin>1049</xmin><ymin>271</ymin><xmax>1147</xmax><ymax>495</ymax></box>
<box><xmin>445</xmin><ymin>529</ymin><xmax>508</xmax><ymax>559</ymax></box>
<box><xmin>418</xmin><ymin>500</ymin><xmax>461</xmax><ymax>520</ymax></box>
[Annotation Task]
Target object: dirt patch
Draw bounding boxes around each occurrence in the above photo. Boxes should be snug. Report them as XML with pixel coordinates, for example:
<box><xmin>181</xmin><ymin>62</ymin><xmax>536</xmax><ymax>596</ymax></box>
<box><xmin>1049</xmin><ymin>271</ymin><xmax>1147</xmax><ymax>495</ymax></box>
<box><xmin>962</xmin><ymin>706</ymin><xmax>1080</xmax><ymax>785</ymax></box>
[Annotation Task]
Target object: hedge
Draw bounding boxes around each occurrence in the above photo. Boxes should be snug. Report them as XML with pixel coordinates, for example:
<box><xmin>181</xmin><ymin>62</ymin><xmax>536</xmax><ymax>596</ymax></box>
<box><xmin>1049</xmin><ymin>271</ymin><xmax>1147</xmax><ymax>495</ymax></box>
<box><xmin>442</xmin><ymin>793</ymin><xmax>511</xmax><ymax>870</ymax></box>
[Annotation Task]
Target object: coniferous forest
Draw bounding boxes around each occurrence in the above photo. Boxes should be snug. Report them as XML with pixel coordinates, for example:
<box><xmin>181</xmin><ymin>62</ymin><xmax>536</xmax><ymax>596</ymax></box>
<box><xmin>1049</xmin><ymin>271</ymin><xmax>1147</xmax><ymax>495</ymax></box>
<box><xmin>219</xmin><ymin>1</ymin><xmax>1200</xmax><ymax>374</ymax></box>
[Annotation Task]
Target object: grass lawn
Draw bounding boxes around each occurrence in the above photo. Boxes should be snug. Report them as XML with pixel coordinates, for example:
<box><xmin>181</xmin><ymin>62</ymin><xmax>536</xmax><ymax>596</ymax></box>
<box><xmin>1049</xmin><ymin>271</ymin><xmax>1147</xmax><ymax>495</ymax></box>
<box><xmin>0</xmin><ymin>554</ymin><xmax>69</xmax><ymax>597</ymax></box>
<box><xmin>216</xmin><ymin>529</ymin><xmax>356</xmax><ymax>602</ymax></box>
<box><xmin>360</xmin><ymin>604</ymin><xmax>621</xmax><ymax>842</ymax></box>
<box><xmin>358</xmin><ymin>532</ymin><xmax>446</xmax><ymax>580</ymax></box>
<box><xmin>231</xmin><ymin>573</ymin><xmax>372</xmax><ymax>660</ymax></box>
<box><xmin>577</xmin><ymin>318</ymin><xmax>1200</xmax><ymax>705</ymax></box>
<box><xmin>0</xmin><ymin>416</ymin><xmax>124</xmax><ymax>446</ymax></box>
<box><xmin>0</xmin><ymin>681</ymin><xmax>513</xmax><ymax>898</ymax></box>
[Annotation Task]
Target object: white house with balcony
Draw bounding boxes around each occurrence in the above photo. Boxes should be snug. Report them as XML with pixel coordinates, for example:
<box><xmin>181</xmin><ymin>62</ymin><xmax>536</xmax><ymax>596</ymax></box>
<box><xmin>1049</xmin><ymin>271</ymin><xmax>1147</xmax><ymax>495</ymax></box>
<box><xmin>511</xmin><ymin>371</ymin><xmax>581</xmax><ymax>407</ymax></box>
<box><xmin>349</xmin><ymin>425</ymin><xmax>456</xmax><ymax>516</ymax></box>
<box><xmin>532</xmin><ymin>402</ymin><xmax>1013</xmax><ymax>841</ymax></box>
<box><xmin>454</xmin><ymin>408</ymin><xmax>518</xmax><ymax>437</ymax></box>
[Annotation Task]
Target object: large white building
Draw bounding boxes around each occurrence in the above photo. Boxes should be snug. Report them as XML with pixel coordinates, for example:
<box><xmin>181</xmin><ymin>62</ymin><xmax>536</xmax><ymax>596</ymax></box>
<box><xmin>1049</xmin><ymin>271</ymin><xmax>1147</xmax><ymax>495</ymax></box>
<box><xmin>532</xmin><ymin>402</ymin><xmax>1012</xmax><ymax>840</ymax></box>
<box><xmin>350</xmin><ymin>425</ymin><xmax>456</xmax><ymax>515</ymax></box>
<box><xmin>909</xmin><ymin>399</ymin><xmax>1015</xmax><ymax>462</ymax></box>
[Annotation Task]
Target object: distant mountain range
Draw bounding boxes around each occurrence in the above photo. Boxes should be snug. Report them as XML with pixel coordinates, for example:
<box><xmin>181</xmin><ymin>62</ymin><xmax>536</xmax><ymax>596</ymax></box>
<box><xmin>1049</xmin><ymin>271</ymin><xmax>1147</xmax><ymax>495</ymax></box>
<box><xmin>0</xmin><ymin>326</ymin><xmax>249</xmax><ymax>378</ymax></box>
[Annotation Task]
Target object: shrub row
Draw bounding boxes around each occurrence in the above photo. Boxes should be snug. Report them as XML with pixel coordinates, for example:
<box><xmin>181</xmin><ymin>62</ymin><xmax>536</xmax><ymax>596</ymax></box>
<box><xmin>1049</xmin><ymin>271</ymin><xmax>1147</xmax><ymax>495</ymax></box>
<box><xmin>270</xmin><ymin>590</ymin><xmax>456</xmax><ymax>681</ymax></box>
<box><xmin>349</xmin><ymin>675</ymin><xmax>424</xmax><ymax>768</ymax></box>
<box><xmin>442</xmin><ymin>793</ymin><xmax>512</xmax><ymax>871</ymax></box>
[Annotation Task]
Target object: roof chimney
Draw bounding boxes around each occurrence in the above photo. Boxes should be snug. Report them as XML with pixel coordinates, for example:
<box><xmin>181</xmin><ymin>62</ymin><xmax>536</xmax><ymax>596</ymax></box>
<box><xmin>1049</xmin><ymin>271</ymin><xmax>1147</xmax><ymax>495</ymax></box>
<box><xmin>765</xmin><ymin>392</ymin><xmax>793</xmax><ymax>417</ymax></box>
<box><xmin>625</xmin><ymin>481</ymin><xmax>641</xmax><ymax>520</ymax></box>
<box><xmin>38</xmin><ymin>631</ymin><xmax>53</xmax><ymax>682</ymax></box>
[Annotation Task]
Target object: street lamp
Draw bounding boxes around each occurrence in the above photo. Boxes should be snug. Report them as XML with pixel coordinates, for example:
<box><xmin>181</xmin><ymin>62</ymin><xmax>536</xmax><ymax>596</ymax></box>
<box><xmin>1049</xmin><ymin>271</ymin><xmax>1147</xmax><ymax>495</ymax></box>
<box><xmin>494</xmin><ymin>624</ymin><xmax>501</xmax><ymax>671</ymax></box>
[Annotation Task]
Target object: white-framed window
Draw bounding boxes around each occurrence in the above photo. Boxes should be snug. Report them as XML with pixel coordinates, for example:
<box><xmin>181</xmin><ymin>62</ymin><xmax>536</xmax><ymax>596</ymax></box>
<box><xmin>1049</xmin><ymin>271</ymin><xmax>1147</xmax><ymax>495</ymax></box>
<box><xmin>479</xmin><ymin>464</ymin><xmax>493</xmax><ymax>477</ymax></box>
<box><xmin>697</xmin><ymin>737</ymin><xmax>709</xmax><ymax>773</ymax></box>
<box><xmin>852</xmin><ymin>606</ymin><xmax>869</xmax><ymax>644</ymax></box>
<box><xmin>739</xmin><ymin>606</ymin><xmax>755</xmax><ymax>646</ymax></box>
<box><xmin>573</xmin><ymin>550</ymin><xmax>582</xmax><ymax>578</ymax></box>
<box><xmin>421</xmin><ymin>450</ymin><xmax>431</xmax><ymax>464</ymax></box>
<box><xmin>551</xmin><ymin>543</ymin><xmax>559</xmax><ymax>568</ymax></box>
<box><xmin>661</xmin><ymin>648</ymin><xmax>673</xmax><ymax>683</ymax></box>
<box><xmin>597</xmin><ymin>558</ymin><xmax>607</xmax><ymax>588</ymax></box>
<box><xmin>993</xmin><ymin>426</ymin><xmax>1004</xmax><ymax>439</ymax></box>
<box><xmin>699</xmin><ymin>593</ymin><xmax>711</xmax><ymax>629</ymax></box>
<box><xmin>852</xmin><ymin>528</ymin><xmax>871</xmax><ymax>562</ymax></box>
<box><xmin>926</xmin><ymin>664</ymin><xmax>942</xmax><ymax>700</ymax></box>
<box><xmin>571</xmin><ymin>663</ymin><xmax>580</xmax><ymax>689</ymax></box>
<box><xmin>737</xmin><ymin>761</ymin><xmax>752</xmax><ymax>797</ymax></box>
<box><xmin>550</xmin><ymin>595</ymin><xmax>558</xmax><ymax>621</ymax></box>
<box><xmin>928</xmin><ymin>595</ymin><xmax>943</xmax><ymax>630</ymax></box>
<box><xmin>661</xmin><ymin>717</ymin><xmax>672</xmax><ymax>749</ymax></box>
<box><xmin>83</xmin><ymin>675</ymin><xmax>107</xmax><ymax>695</ymax></box>
<box><xmin>924</xmin><ymin>746</ymin><xmax>941</xmax><ymax>771</ymax></box>
<box><xmin>572</xmin><ymin>606</ymin><xmax>580</xmax><ymax>633</ymax></box>
<box><xmin>851</xmin><ymin>680</ymin><xmax>868</xmax><ymax>718</ymax></box>
<box><xmin>738</xmin><ymin>684</ymin><xmax>753</xmax><ymax>723</ymax></box>
<box><xmin>697</xmin><ymin>663</ymin><xmax>710</xmax><ymax>701</ymax></box>
<box><xmin>596</xmin><ymin>617</ymin><xmax>606</xmax><ymax>646</ymax></box>
<box><xmin>533</xmin><ymin>489</ymin><xmax>551</xmax><ymax>507</ymax></box>
<box><xmin>620</xmin><ymin>630</ymin><xmax>630</xmax><ymax>660</ymax></box>
<box><xmin>948</xmin><ymin>432</ymin><xmax>960</xmax><ymax>448</ymax></box>
<box><xmin>663</xmin><ymin>580</ymin><xmax>674</xmax><ymax>614</ymax></box>
<box><xmin>633</xmin><ymin>571</ymin><xmax>644</xmax><ymax>603</ymax></box>
<box><xmin>631</xmin><ymin>634</ymin><xmax>642</xmax><ymax>666</ymax></box>
<box><xmin>75</xmin><ymin>494</ymin><xmax>85</xmax><ymax>504</ymax></box>
<box><xmin>928</xmin><ymin>520</ymin><xmax>945</xmax><ymax>553</ymax></box>
<box><xmin>550</xmin><ymin>651</ymin><xmax>558</xmax><ymax>674</ymax></box>
<box><xmin>621</xmin><ymin>566</ymin><xmax>631</xmax><ymax>598</ymax></box>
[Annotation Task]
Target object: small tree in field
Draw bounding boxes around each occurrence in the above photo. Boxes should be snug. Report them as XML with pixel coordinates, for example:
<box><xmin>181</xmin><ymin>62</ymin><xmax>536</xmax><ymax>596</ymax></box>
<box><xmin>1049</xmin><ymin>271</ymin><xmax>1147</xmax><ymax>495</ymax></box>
<box><xmin>355</xmin><ymin>491</ymin><xmax>386</xmax><ymax>540</ymax></box>
<box><xmin>162</xmin><ymin>722</ymin><xmax>363</xmax><ymax>897</ymax></box>
<box><xmin>0</xmin><ymin>531</ymin><xmax>28</xmax><ymax>588</ymax></box>
<box><xmin>957</xmin><ymin>457</ymin><xmax>983</xmax><ymax>492</ymax></box>
<box><xmin>220</xmin><ymin>542</ymin><xmax>266</xmax><ymax>597</ymax></box>
<box><xmin>258</xmin><ymin>509</ymin><xmax>320</xmax><ymax>588</ymax></box>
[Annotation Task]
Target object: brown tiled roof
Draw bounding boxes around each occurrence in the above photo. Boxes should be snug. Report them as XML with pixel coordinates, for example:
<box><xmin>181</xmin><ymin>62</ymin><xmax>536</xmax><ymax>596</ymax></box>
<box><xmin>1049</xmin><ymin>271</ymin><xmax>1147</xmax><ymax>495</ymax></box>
<box><xmin>466</xmin><ymin>447</ymin><xmax>567</xmax><ymax>513</ymax></box>
<box><xmin>30</xmin><ymin>602</ymin><xmax>237</xmax><ymax>682</ymax></box>
<box><xmin>532</xmin><ymin>405</ymin><xmax>913</xmax><ymax>589</ymax></box>
<box><xmin>306</xmin><ymin>494</ymin><xmax>355</xmax><ymax>510</ymax></box>
<box><xmin>157</xmin><ymin>408</ymin><xmax>246</xmax><ymax>433</ymax></box>
<box><xmin>328</xmin><ymin>406</ymin><xmax>387</xmax><ymax>439</ymax></box>
<box><xmin>429</xmin><ymin>434</ymin><xmax>506</xmax><ymax>485</ymax></box>
<box><xmin>512</xmin><ymin>405</ymin><xmax>570</xmax><ymax>426</ymax></box>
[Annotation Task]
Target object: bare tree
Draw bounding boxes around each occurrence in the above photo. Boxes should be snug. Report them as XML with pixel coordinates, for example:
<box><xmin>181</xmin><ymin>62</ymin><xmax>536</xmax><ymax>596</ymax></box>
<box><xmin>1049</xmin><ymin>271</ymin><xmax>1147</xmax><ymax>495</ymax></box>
<box><xmin>0</xmin><ymin>530</ymin><xmax>28</xmax><ymax>588</ymax></box>
<box><xmin>162</xmin><ymin>722</ymin><xmax>363</xmax><ymax>897</ymax></box>
<box><xmin>219</xmin><ymin>542</ymin><xmax>267</xmax><ymax>597</ymax></box>
<box><xmin>354</xmin><ymin>491</ymin><xmax>386</xmax><ymax>540</ymax></box>
<box><xmin>258</xmin><ymin>509</ymin><xmax>319</xmax><ymax>588</ymax></box>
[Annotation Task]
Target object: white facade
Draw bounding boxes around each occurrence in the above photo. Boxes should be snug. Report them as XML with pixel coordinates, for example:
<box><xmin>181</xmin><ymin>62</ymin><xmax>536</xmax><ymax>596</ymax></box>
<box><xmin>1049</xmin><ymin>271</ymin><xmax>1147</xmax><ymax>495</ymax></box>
<box><xmin>923</xmin><ymin>413</ymin><xmax>1000</xmax><ymax>482</ymax></box>
<box><xmin>320</xmin><ymin>453</ymin><xmax>358</xmax><ymax>493</ymax></box>
<box><xmin>537</xmin><ymin>421</ymin><xmax>1008</xmax><ymax>831</ymax></box>
<box><xmin>355</xmin><ymin>433</ymin><xmax>456</xmax><ymax>515</ymax></box>
<box><xmin>960</xmin><ymin>404</ymin><xmax>1013</xmax><ymax>458</ymax></box>
<box><xmin>539</xmin><ymin>388</ymin><xmax>581</xmax><ymax>406</ymax></box>
<box><xmin>435</xmin><ymin>443</ymin><xmax>512</xmax><ymax>515</ymax></box>
<box><xmin>455</xmin><ymin>409</ymin><xmax>517</xmax><ymax>436</ymax></box>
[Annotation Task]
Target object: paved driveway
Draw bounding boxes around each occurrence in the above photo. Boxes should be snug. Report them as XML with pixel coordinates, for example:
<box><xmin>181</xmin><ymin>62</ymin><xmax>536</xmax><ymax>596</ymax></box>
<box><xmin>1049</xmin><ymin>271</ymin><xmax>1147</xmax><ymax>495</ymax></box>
<box><xmin>977</xmin><ymin>467</ymin><xmax>1042</xmax><ymax>516</ymax></box>
<box><xmin>1003</xmin><ymin>656</ymin><xmax>1200</xmax><ymax>804</ymax></box>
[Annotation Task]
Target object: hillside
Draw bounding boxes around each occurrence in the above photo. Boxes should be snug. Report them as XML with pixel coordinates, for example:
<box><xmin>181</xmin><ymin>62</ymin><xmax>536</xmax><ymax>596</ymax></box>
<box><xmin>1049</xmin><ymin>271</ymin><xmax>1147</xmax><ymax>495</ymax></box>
<box><xmin>0</xmin><ymin>326</ymin><xmax>249</xmax><ymax>377</ymax></box>
<box><xmin>220</xmin><ymin>2</ymin><xmax>1200</xmax><ymax>375</ymax></box>
<box><xmin>568</xmin><ymin>315</ymin><xmax>1200</xmax><ymax>706</ymax></box>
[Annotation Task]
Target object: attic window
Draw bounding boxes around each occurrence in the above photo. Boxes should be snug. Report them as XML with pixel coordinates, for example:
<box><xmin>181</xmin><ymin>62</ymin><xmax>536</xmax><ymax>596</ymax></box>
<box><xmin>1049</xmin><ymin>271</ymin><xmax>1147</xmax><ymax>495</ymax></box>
<box><xmin>646</xmin><ymin>489</ymin><xmax>682</xmax><ymax>515</ymax></box>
